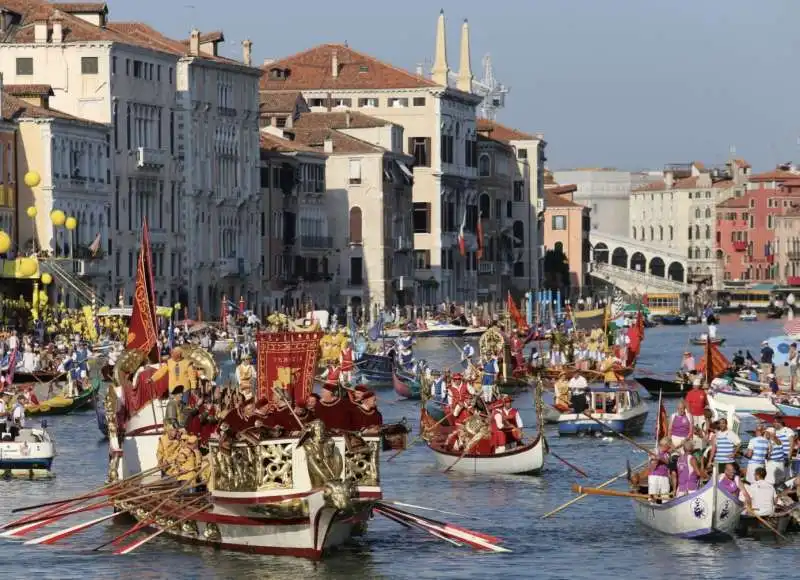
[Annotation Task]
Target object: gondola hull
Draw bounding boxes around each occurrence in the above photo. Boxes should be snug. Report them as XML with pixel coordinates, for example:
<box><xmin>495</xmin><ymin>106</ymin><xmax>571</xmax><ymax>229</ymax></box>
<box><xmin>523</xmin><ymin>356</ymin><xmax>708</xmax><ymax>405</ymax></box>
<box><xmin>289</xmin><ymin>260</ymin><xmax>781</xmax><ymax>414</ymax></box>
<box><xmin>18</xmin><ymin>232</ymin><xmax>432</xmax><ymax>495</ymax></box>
<box><xmin>428</xmin><ymin>436</ymin><xmax>545</xmax><ymax>475</ymax></box>
<box><xmin>635</xmin><ymin>376</ymin><xmax>689</xmax><ymax>398</ymax></box>
<box><xmin>632</xmin><ymin>480</ymin><xmax>742</xmax><ymax>539</ymax></box>
<box><xmin>689</xmin><ymin>337</ymin><xmax>726</xmax><ymax>346</ymax></box>
<box><xmin>392</xmin><ymin>371</ymin><xmax>421</xmax><ymax>400</ymax></box>
<box><xmin>26</xmin><ymin>380</ymin><xmax>101</xmax><ymax>416</ymax></box>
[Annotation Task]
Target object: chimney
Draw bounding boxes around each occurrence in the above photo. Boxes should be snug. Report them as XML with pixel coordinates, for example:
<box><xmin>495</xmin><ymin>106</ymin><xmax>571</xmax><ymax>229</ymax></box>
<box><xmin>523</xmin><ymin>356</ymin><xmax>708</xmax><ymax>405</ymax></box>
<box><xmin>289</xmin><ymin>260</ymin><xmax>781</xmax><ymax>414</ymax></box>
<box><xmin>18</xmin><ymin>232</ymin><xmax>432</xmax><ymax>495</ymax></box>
<box><xmin>324</xmin><ymin>137</ymin><xmax>334</xmax><ymax>154</ymax></box>
<box><xmin>331</xmin><ymin>49</ymin><xmax>339</xmax><ymax>78</ymax></box>
<box><xmin>34</xmin><ymin>19</ymin><xmax>48</xmax><ymax>43</ymax></box>
<box><xmin>263</xmin><ymin>58</ymin><xmax>275</xmax><ymax>67</ymax></box>
<box><xmin>431</xmin><ymin>9</ymin><xmax>449</xmax><ymax>85</ymax></box>
<box><xmin>345</xmin><ymin>111</ymin><xmax>351</xmax><ymax>128</ymax></box>
<box><xmin>664</xmin><ymin>170</ymin><xmax>674</xmax><ymax>189</ymax></box>
<box><xmin>51</xmin><ymin>14</ymin><xmax>63</xmax><ymax>44</ymax></box>
<box><xmin>415</xmin><ymin>63</ymin><xmax>424</xmax><ymax>77</ymax></box>
<box><xmin>242</xmin><ymin>39</ymin><xmax>252</xmax><ymax>66</ymax></box>
<box><xmin>456</xmin><ymin>19</ymin><xmax>473</xmax><ymax>92</ymax></box>
<box><xmin>189</xmin><ymin>28</ymin><xmax>200</xmax><ymax>56</ymax></box>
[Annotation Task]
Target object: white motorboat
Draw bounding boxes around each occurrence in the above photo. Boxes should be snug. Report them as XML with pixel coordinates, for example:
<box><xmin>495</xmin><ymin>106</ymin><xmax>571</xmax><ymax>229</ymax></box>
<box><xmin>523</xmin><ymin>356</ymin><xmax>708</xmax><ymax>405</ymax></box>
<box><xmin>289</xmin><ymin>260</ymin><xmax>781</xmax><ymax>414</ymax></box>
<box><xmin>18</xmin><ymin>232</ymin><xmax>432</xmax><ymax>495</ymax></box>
<box><xmin>738</xmin><ymin>310</ymin><xmax>758</xmax><ymax>322</ymax></box>
<box><xmin>555</xmin><ymin>386</ymin><xmax>648</xmax><ymax>436</ymax></box>
<box><xmin>707</xmin><ymin>389</ymin><xmax>779</xmax><ymax>414</ymax></box>
<box><xmin>0</xmin><ymin>424</ymin><xmax>55</xmax><ymax>478</ymax></box>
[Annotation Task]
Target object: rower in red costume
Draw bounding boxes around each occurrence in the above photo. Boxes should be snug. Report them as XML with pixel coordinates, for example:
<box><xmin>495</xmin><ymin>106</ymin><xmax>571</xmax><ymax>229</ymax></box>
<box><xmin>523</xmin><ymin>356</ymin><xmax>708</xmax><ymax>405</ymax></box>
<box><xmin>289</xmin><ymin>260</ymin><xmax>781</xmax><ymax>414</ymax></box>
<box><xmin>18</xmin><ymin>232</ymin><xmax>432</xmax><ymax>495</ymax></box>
<box><xmin>219</xmin><ymin>398</ymin><xmax>257</xmax><ymax>437</ymax></box>
<box><xmin>266</xmin><ymin>388</ymin><xmax>300</xmax><ymax>432</ymax></box>
<box><xmin>509</xmin><ymin>334</ymin><xmax>524</xmax><ymax>374</ymax></box>
<box><xmin>349</xmin><ymin>384</ymin><xmax>369</xmax><ymax>405</ymax></box>
<box><xmin>314</xmin><ymin>381</ymin><xmax>353</xmax><ymax>432</ymax></box>
<box><xmin>447</xmin><ymin>373</ymin><xmax>473</xmax><ymax>427</ymax></box>
<box><xmin>340</xmin><ymin>340</ymin><xmax>355</xmax><ymax>383</ymax></box>
<box><xmin>490</xmin><ymin>396</ymin><xmax>523</xmax><ymax>454</ymax></box>
<box><xmin>323</xmin><ymin>363</ymin><xmax>342</xmax><ymax>387</ymax></box>
<box><xmin>351</xmin><ymin>391</ymin><xmax>383</xmax><ymax>433</ymax></box>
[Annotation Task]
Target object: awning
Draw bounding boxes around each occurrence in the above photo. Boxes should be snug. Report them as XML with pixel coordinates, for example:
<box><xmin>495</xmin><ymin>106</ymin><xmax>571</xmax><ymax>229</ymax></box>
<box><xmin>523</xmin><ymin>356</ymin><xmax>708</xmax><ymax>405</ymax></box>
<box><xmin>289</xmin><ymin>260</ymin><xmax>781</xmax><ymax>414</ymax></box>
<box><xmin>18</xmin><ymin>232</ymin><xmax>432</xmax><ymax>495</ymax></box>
<box><xmin>396</xmin><ymin>160</ymin><xmax>414</xmax><ymax>181</ymax></box>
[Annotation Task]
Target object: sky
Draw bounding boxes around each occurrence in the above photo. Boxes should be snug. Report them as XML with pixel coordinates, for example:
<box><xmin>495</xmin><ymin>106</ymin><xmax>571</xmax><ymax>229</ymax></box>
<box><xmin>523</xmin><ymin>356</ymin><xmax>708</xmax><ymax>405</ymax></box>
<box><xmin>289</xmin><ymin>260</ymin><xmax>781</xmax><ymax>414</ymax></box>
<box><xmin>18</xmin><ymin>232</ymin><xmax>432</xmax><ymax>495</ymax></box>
<box><xmin>105</xmin><ymin>0</ymin><xmax>800</xmax><ymax>172</ymax></box>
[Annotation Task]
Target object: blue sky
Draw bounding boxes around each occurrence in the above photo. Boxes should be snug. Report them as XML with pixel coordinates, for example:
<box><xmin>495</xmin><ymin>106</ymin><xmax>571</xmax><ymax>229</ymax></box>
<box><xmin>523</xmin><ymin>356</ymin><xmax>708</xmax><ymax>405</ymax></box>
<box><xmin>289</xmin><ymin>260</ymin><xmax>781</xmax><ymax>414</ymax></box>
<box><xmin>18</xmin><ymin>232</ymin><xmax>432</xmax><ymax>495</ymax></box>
<box><xmin>106</xmin><ymin>0</ymin><xmax>799</xmax><ymax>171</ymax></box>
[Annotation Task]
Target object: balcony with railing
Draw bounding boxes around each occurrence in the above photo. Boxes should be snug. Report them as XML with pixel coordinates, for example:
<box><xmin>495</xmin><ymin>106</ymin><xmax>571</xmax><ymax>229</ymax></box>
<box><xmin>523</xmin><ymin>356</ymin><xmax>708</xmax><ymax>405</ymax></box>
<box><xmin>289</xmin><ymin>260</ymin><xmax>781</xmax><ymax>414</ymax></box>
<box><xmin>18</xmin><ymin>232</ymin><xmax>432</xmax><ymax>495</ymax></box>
<box><xmin>733</xmin><ymin>241</ymin><xmax>747</xmax><ymax>252</ymax></box>
<box><xmin>478</xmin><ymin>262</ymin><xmax>495</xmax><ymax>275</ymax></box>
<box><xmin>136</xmin><ymin>147</ymin><xmax>167</xmax><ymax>168</ymax></box>
<box><xmin>300</xmin><ymin>235</ymin><xmax>333</xmax><ymax>249</ymax></box>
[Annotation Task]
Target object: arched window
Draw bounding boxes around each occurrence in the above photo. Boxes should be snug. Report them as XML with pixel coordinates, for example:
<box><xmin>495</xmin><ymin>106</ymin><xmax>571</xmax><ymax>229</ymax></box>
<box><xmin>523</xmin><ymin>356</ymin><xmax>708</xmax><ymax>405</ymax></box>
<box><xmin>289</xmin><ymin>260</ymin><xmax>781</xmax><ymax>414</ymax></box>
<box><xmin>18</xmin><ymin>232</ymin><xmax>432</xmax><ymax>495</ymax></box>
<box><xmin>694</xmin><ymin>247</ymin><xmax>700</xmax><ymax>259</ymax></box>
<box><xmin>479</xmin><ymin>193</ymin><xmax>491</xmax><ymax>218</ymax></box>
<box><xmin>512</xmin><ymin>221</ymin><xmax>524</xmax><ymax>248</ymax></box>
<box><xmin>640</xmin><ymin>227</ymin><xmax>645</xmax><ymax>240</ymax></box>
<box><xmin>478</xmin><ymin>154</ymin><xmax>491</xmax><ymax>177</ymax></box>
<box><xmin>649</xmin><ymin>226</ymin><xmax>654</xmax><ymax>240</ymax></box>
<box><xmin>688</xmin><ymin>227</ymin><xmax>693</xmax><ymax>241</ymax></box>
<box><xmin>705</xmin><ymin>225</ymin><xmax>711</xmax><ymax>239</ymax></box>
<box><xmin>695</xmin><ymin>208</ymin><xmax>701</xmax><ymax>219</ymax></box>
<box><xmin>705</xmin><ymin>208</ymin><xmax>711</xmax><ymax>218</ymax></box>
<box><xmin>659</xmin><ymin>226</ymin><xmax>664</xmax><ymax>241</ymax></box>
<box><xmin>705</xmin><ymin>247</ymin><xmax>711</xmax><ymax>259</ymax></box>
<box><xmin>349</xmin><ymin>206</ymin><xmax>363</xmax><ymax>244</ymax></box>
<box><xmin>694</xmin><ymin>225</ymin><xmax>700</xmax><ymax>239</ymax></box>
<box><xmin>669</xmin><ymin>226</ymin><xmax>674</xmax><ymax>240</ymax></box>
<box><xmin>632</xmin><ymin>227</ymin><xmax>637</xmax><ymax>240</ymax></box>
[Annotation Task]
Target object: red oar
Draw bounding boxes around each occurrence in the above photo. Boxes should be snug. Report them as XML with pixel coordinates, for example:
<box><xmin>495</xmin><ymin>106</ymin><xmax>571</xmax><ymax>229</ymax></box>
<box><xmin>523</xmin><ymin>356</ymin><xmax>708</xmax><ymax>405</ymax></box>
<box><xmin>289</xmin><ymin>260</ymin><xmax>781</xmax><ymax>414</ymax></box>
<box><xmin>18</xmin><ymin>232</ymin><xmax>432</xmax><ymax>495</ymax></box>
<box><xmin>25</xmin><ymin>511</ymin><xmax>121</xmax><ymax>545</ymax></box>
<box><xmin>114</xmin><ymin>498</ymin><xmax>211</xmax><ymax>555</ymax></box>
<box><xmin>1</xmin><ymin>501</ymin><xmax>111</xmax><ymax>538</ymax></box>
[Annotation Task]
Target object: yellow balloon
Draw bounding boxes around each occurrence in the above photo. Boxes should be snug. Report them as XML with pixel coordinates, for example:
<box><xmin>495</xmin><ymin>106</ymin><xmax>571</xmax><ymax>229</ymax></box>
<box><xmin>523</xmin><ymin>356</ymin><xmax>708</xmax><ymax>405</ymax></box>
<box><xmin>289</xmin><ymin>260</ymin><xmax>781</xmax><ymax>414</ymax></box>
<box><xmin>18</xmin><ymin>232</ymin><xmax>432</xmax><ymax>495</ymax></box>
<box><xmin>0</xmin><ymin>231</ymin><xmax>10</xmax><ymax>254</ymax></box>
<box><xmin>50</xmin><ymin>209</ymin><xmax>66</xmax><ymax>227</ymax></box>
<box><xmin>41</xmin><ymin>272</ymin><xmax>52</xmax><ymax>285</ymax></box>
<box><xmin>26</xmin><ymin>206</ymin><xmax>37</xmax><ymax>219</ymax></box>
<box><xmin>65</xmin><ymin>216</ymin><xmax>77</xmax><ymax>230</ymax></box>
<box><xmin>18</xmin><ymin>257</ymin><xmax>37</xmax><ymax>277</ymax></box>
<box><xmin>24</xmin><ymin>171</ymin><xmax>41</xmax><ymax>188</ymax></box>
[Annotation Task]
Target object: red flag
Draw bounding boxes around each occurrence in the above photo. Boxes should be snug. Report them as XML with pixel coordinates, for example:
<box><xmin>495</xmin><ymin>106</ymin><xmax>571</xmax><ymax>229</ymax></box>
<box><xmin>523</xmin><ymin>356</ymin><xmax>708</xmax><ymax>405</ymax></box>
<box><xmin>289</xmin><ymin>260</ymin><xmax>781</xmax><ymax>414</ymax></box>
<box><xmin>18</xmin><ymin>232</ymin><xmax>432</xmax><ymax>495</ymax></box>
<box><xmin>126</xmin><ymin>219</ymin><xmax>159</xmax><ymax>363</ymax></box>
<box><xmin>476</xmin><ymin>213</ymin><xmax>484</xmax><ymax>261</ymax></box>
<box><xmin>626</xmin><ymin>320</ymin><xmax>643</xmax><ymax>367</ymax></box>
<box><xmin>656</xmin><ymin>401</ymin><xmax>668</xmax><ymax>441</ymax></box>
<box><xmin>506</xmin><ymin>292</ymin><xmax>528</xmax><ymax>331</ymax></box>
<box><xmin>458</xmin><ymin>209</ymin><xmax>467</xmax><ymax>257</ymax></box>
<box><xmin>696</xmin><ymin>344</ymin><xmax>730</xmax><ymax>379</ymax></box>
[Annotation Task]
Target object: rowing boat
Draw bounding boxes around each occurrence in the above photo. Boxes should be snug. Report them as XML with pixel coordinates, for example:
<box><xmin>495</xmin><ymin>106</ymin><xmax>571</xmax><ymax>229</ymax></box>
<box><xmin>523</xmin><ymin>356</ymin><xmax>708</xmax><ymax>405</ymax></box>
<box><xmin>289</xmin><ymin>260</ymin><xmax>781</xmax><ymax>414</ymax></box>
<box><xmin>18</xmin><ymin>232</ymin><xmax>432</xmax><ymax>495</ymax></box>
<box><xmin>631</xmin><ymin>478</ymin><xmax>743</xmax><ymax>539</ymax></box>
<box><xmin>392</xmin><ymin>371</ymin><xmax>421</xmax><ymax>400</ymax></box>
<box><xmin>427</xmin><ymin>434</ymin><xmax>545</xmax><ymax>475</ymax></box>
<box><xmin>635</xmin><ymin>376</ymin><xmax>689</xmax><ymax>398</ymax></box>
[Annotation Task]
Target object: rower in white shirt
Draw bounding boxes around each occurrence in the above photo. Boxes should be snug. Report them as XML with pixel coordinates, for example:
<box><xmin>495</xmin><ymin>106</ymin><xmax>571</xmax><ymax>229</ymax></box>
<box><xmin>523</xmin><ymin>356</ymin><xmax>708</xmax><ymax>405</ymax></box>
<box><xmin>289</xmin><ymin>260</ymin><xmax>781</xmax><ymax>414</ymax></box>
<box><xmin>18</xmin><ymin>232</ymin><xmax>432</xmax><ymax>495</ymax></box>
<box><xmin>568</xmin><ymin>374</ymin><xmax>588</xmax><ymax>392</ymax></box>
<box><xmin>11</xmin><ymin>396</ymin><xmax>25</xmax><ymax>430</ymax></box>
<box><xmin>744</xmin><ymin>466</ymin><xmax>776</xmax><ymax>516</ymax></box>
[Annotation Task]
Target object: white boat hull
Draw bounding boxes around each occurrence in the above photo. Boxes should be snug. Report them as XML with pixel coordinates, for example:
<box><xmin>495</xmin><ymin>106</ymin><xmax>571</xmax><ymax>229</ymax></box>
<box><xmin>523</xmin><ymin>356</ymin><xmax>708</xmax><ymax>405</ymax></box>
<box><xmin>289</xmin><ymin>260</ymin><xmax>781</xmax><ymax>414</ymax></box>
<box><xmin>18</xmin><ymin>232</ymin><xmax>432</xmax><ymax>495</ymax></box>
<box><xmin>0</xmin><ymin>428</ymin><xmax>55</xmax><ymax>473</ymax></box>
<box><xmin>708</xmin><ymin>391</ymin><xmax>778</xmax><ymax>414</ymax></box>
<box><xmin>429</xmin><ymin>436</ymin><xmax>544</xmax><ymax>475</ymax></box>
<box><xmin>632</xmin><ymin>480</ymin><xmax>743</xmax><ymax>539</ymax></box>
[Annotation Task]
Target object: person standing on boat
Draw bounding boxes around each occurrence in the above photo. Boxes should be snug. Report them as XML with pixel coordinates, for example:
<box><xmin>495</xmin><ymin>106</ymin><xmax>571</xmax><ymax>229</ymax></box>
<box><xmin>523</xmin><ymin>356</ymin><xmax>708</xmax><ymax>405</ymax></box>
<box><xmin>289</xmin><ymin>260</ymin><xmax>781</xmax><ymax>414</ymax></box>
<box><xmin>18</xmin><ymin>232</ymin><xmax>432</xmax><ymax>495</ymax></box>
<box><xmin>340</xmin><ymin>338</ymin><xmax>355</xmax><ymax>385</ymax></box>
<box><xmin>764</xmin><ymin>426</ymin><xmax>787</xmax><ymax>484</ymax></box>
<box><xmin>759</xmin><ymin>341</ymin><xmax>774</xmax><ymax>383</ymax></box>
<box><xmin>164</xmin><ymin>385</ymin><xmax>186</xmax><ymax>428</ymax></box>
<box><xmin>235</xmin><ymin>355</ymin><xmax>256</xmax><ymax>401</ymax></box>
<box><xmin>773</xmin><ymin>417</ymin><xmax>795</xmax><ymax>475</ymax></box>
<box><xmin>685</xmin><ymin>378</ymin><xmax>708</xmax><ymax>439</ymax></box>
<box><xmin>490</xmin><ymin>396</ymin><xmax>523</xmax><ymax>454</ymax></box>
<box><xmin>648</xmin><ymin>438</ymin><xmax>672</xmax><ymax>502</ymax></box>
<box><xmin>461</xmin><ymin>343</ymin><xmax>475</xmax><ymax>370</ymax></box>
<box><xmin>788</xmin><ymin>343</ymin><xmax>799</xmax><ymax>391</ymax></box>
<box><xmin>675</xmin><ymin>439</ymin><xmax>702</xmax><ymax>497</ymax></box>
<box><xmin>680</xmin><ymin>352</ymin><xmax>696</xmax><ymax>375</ymax></box>
<box><xmin>709</xmin><ymin>418</ymin><xmax>741</xmax><ymax>466</ymax></box>
<box><xmin>481</xmin><ymin>355</ymin><xmax>499</xmax><ymax>403</ymax></box>
<box><xmin>668</xmin><ymin>400</ymin><xmax>693</xmax><ymax>448</ymax></box>
<box><xmin>744</xmin><ymin>467</ymin><xmax>776</xmax><ymax>516</ymax></box>
<box><xmin>744</xmin><ymin>424</ymin><xmax>770</xmax><ymax>483</ymax></box>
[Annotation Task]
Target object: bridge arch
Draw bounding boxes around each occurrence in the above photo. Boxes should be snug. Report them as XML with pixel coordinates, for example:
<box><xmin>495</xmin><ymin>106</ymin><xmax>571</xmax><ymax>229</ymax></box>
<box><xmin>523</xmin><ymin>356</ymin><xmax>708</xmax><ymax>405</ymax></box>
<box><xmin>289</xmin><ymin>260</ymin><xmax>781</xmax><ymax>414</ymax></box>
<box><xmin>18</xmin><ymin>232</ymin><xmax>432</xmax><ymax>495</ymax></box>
<box><xmin>649</xmin><ymin>256</ymin><xmax>665</xmax><ymax>277</ymax></box>
<box><xmin>630</xmin><ymin>251</ymin><xmax>646</xmax><ymax>272</ymax></box>
<box><xmin>611</xmin><ymin>247</ymin><xmax>628</xmax><ymax>268</ymax></box>
<box><xmin>669</xmin><ymin>262</ymin><xmax>685</xmax><ymax>282</ymax></box>
<box><xmin>593</xmin><ymin>242</ymin><xmax>609</xmax><ymax>263</ymax></box>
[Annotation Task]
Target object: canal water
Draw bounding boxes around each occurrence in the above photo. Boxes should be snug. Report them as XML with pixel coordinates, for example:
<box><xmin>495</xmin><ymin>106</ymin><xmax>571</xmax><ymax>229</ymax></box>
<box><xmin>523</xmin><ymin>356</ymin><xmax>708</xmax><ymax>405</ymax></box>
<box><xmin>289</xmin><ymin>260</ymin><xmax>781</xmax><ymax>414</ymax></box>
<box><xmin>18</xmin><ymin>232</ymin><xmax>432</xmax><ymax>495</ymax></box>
<box><xmin>0</xmin><ymin>315</ymin><xmax>794</xmax><ymax>579</ymax></box>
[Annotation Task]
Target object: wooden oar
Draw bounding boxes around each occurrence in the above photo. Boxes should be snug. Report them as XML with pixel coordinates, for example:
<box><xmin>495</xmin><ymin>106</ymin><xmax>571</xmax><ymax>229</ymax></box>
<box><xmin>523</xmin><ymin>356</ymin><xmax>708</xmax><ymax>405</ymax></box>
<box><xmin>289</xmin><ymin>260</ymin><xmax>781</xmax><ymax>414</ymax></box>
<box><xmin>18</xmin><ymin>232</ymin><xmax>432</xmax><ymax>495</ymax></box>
<box><xmin>375</xmin><ymin>506</ymin><xmax>462</xmax><ymax>547</ymax></box>
<box><xmin>25</xmin><ymin>511</ymin><xmax>122</xmax><ymax>546</ymax></box>
<box><xmin>548</xmin><ymin>450</ymin><xmax>589</xmax><ymax>478</ymax></box>
<box><xmin>378</xmin><ymin>500</ymin><xmax>484</xmax><ymax>521</ymax></box>
<box><xmin>114</xmin><ymin>498</ymin><xmax>212</xmax><ymax>555</ymax></box>
<box><xmin>8</xmin><ymin>466</ymin><xmax>161</xmax><ymax>516</ymax></box>
<box><xmin>387</xmin><ymin>412</ymin><xmax>450</xmax><ymax>462</ymax></box>
<box><xmin>571</xmin><ymin>484</ymin><xmax>651</xmax><ymax>500</ymax></box>
<box><xmin>0</xmin><ymin>500</ymin><xmax>112</xmax><ymax>537</ymax></box>
<box><xmin>744</xmin><ymin>505</ymin><xmax>788</xmax><ymax>541</ymax></box>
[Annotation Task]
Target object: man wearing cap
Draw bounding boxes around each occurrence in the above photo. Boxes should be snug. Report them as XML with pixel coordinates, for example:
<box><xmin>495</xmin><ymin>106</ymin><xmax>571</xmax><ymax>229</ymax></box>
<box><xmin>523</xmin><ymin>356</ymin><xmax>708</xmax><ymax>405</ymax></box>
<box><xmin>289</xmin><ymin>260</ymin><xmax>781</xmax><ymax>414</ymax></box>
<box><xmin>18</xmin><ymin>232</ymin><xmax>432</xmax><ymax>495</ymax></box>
<box><xmin>490</xmin><ymin>396</ymin><xmax>523</xmax><ymax>454</ymax></box>
<box><xmin>164</xmin><ymin>385</ymin><xmax>187</xmax><ymax>428</ymax></box>
<box><xmin>151</xmin><ymin>347</ymin><xmax>196</xmax><ymax>395</ymax></box>
<box><xmin>235</xmin><ymin>354</ymin><xmax>256</xmax><ymax>400</ymax></box>
<box><xmin>314</xmin><ymin>381</ymin><xmax>352</xmax><ymax>432</ymax></box>
<box><xmin>760</xmin><ymin>340</ymin><xmax>774</xmax><ymax>383</ymax></box>
<box><xmin>352</xmin><ymin>391</ymin><xmax>382</xmax><ymax>433</ymax></box>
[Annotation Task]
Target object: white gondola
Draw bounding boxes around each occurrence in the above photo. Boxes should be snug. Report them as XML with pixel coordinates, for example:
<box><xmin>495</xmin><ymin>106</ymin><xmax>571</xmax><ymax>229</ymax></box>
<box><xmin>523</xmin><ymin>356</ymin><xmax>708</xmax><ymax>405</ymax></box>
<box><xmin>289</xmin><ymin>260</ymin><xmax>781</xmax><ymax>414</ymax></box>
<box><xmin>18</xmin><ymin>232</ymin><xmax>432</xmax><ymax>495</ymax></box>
<box><xmin>428</xmin><ymin>435</ymin><xmax>545</xmax><ymax>475</ymax></box>
<box><xmin>631</xmin><ymin>476</ymin><xmax>743</xmax><ymax>539</ymax></box>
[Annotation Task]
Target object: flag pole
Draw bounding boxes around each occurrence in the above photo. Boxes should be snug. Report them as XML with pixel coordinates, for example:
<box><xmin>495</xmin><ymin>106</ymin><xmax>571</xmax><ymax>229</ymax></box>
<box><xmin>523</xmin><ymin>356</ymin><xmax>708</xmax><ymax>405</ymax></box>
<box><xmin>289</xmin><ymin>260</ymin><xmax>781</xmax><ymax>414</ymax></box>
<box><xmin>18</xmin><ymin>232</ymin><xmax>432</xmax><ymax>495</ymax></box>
<box><xmin>655</xmin><ymin>388</ymin><xmax>663</xmax><ymax>448</ymax></box>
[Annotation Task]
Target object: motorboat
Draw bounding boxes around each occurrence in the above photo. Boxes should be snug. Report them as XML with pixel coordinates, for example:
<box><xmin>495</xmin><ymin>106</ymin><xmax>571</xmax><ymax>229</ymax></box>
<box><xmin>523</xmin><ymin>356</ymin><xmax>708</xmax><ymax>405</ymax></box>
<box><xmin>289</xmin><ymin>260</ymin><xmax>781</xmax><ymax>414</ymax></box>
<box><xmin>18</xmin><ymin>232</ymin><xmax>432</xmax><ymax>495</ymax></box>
<box><xmin>739</xmin><ymin>310</ymin><xmax>758</xmax><ymax>322</ymax></box>
<box><xmin>555</xmin><ymin>386</ymin><xmax>648</xmax><ymax>436</ymax></box>
<box><xmin>0</xmin><ymin>423</ymin><xmax>55</xmax><ymax>478</ymax></box>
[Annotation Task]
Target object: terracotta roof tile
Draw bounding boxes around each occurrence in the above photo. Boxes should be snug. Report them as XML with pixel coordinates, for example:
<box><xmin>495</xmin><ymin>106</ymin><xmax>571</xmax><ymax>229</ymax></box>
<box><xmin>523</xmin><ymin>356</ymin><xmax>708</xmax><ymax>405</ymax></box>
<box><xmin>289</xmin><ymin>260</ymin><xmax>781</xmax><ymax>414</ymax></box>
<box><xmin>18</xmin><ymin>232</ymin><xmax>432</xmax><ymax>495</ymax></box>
<box><xmin>544</xmin><ymin>189</ymin><xmax>583</xmax><ymax>209</ymax></box>
<box><xmin>674</xmin><ymin>176</ymin><xmax>700</xmax><ymax>188</ymax></box>
<box><xmin>3</xmin><ymin>84</ymin><xmax>54</xmax><ymax>97</ymax></box>
<box><xmin>546</xmin><ymin>184</ymin><xmax>578</xmax><ymax>196</ymax></box>
<box><xmin>733</xmin><ymin>158</ymin><xmax>751</xmax><ymax>169</ymax></box>
<box><xmin>476</xmin><ymin>118</ymin><xmax>537</xmax><ymax>142</ymax></box>
<box><xmin>259</xmin><ymin>131</ymin><xmax>319</xmax><ymax>154</ymax></box>
<box><xmin>49</xmin><ymin>2</ymin><xmax>107</xmax><ymax>13</ymax></box>
<box><xmin>259</xmin><ymin>43</ymin><xmax>437</xmax><ymax>91</ymax></box>
<box><xmin>293</xmin><ymin>111</ymin><xmax>390</xmax><ymax>130</ymax></box>
<box><xmin>716</xmin><ymin>196</ymin><xmax>748</xmax><ymax>208</ymax></box>
<box><xmin>712</xmin><ymin>179</ymin><xmax>734</xmax><ymax>189</ymax></box>
<box><xmin>292</xmin><ymin>128</ymin><xmax>382</xmax><ymax>154</ymax></box>
<box><xmin>1</xmin><ymin>90</ymin><xmax>106</xmax><ymax>127</ymax></box>
<box><xmin>749</xmin><ymin>168</ymin><xmax>800</xmax><ymax>182</ymax></box>
<box><xmin>259</xmin><ymin>91</ymin><xmax>305</xmax><ymax>114</ymax></box>
<box><xmin>632</xmin><ymin>180</ymin><xmax>666</xmax><ymax>192</ymax></box>
<box><xmin>180</xmin><ymin>31</ymin><xmax>224</xmax><ymax>45</ymax></box>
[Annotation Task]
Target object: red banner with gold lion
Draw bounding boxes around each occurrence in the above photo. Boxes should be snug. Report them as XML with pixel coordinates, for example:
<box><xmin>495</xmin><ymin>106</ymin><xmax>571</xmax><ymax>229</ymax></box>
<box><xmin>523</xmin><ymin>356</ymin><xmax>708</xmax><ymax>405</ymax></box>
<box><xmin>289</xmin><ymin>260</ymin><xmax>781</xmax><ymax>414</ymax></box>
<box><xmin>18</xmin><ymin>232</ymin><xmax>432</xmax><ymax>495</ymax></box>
<box><xmin>256</xmin><ymin>331</ymin><xmax>323</xmax><ymax>406</ymax></box>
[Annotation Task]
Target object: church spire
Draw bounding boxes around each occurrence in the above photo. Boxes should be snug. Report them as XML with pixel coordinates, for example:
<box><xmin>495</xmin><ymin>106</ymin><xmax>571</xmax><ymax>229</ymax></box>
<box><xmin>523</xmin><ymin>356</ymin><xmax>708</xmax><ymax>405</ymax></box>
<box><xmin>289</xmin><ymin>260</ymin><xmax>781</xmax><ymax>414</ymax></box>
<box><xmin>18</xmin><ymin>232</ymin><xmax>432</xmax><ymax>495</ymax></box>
<box><xmin>456</xmin><ymin>19</ymin><xmax>473</xmax><ymax>92</ymax></box>
<box><xmin>431</xmin><ymin>9</ymin><xmax>449</xmax><ymax>86</ymax></box>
